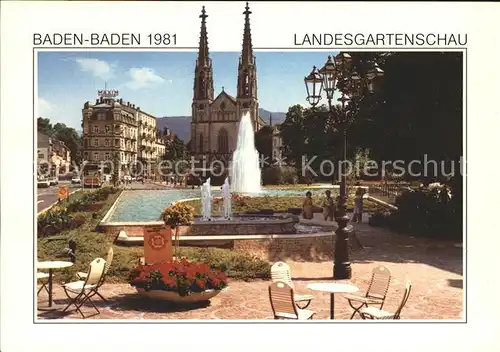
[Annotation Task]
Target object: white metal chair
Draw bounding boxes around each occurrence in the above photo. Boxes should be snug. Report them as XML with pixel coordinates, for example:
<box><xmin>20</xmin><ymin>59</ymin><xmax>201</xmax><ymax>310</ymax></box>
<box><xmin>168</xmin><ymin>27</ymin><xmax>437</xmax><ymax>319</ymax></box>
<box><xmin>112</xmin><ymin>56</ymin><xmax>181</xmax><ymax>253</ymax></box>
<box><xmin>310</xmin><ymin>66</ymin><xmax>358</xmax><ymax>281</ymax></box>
<box><xmin>359</xmin><ymin>280</ymin><xmax>412</xmax><ymax>320</ymax></box>
<box><xmin>37</xmin><ymin>272</ymin><xmax>50</xmax><ymax>296</ymax></box>
<box><xmin>344</xmin><ymin>265</ymin><xmax>392</xmax><ymax>319</ymax></box>
<box><xmin>62</xmin><ymin>257</ymin><xmax>107</xmax><ymax>319</ymax></box>
<box><xmin>77</xmin><ymin>247</ymin><xmax>113</xmax><ymax>302</ymax></box>
<box><xmin>269</xmin><ymin>281</ymin><xmax>315</xmax><ymax>320</ymax></box>
<box><xmin>271</xmin><ymin>261</ymin><xmax>314</xmax><ymax>309</ymax></box>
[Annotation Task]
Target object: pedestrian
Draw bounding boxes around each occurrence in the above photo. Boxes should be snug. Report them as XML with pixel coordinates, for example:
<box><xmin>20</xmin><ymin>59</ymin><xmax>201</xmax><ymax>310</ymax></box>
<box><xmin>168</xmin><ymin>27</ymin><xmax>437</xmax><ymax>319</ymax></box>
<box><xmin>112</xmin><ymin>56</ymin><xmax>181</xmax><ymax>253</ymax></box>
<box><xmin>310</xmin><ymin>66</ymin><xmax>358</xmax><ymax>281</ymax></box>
<box><xmin>302</xmin><ymin>191</ymin><xmax>314</xmax><ymax>220</ymax></box>
<box><xmin>322</xmin><ymin>190</ymin><xmax>335</xmax><ymax>221</ymax></box>
<box><xmin>353</xmin><ymin>187</ymin><xmax>365</xmax><ymax>223</ymax></box>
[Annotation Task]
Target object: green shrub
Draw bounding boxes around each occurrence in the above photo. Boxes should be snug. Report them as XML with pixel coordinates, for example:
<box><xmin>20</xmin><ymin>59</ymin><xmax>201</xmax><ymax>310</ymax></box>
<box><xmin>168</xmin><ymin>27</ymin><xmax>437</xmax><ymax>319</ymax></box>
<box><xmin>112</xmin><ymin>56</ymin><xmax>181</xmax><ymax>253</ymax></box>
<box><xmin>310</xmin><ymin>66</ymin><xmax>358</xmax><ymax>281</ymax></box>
<box><xmin>389</xmin><ymin>185</ymin><xmax>461</xmax><ymax>240</ymax></box>
<box><xmin>180</xmin><ymin>247</ymin><xmax>270</xmax><ymax>281</ymax></box>
<box><xmin>37</xmin><ymin>206</ymin><xmax>73</xmax><ymax>237</ymax></box>
<box><xmin>162</xmin><ymin>202</ymin><xmax>195</xmax><ymax>229</ymax></box>
<box><xmin>262</xmin><ymin>166</ymin><xmax>298</xmax><ymax>185</ymax></box>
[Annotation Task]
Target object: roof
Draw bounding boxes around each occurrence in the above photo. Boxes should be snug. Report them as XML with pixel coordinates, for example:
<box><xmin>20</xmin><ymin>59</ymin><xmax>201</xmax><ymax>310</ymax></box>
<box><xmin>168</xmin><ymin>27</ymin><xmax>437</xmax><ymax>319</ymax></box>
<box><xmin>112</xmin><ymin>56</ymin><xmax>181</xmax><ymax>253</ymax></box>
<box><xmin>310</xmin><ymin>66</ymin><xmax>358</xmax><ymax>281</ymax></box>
<box><xmin>94</xmin><ymin>103</ymin><xmax>111</xmax><ymax>108</ymax></box>
<box><xmin>212</xmin><ymin>90</ymin><xmax>237</xmax><ymax>105</ymax></box>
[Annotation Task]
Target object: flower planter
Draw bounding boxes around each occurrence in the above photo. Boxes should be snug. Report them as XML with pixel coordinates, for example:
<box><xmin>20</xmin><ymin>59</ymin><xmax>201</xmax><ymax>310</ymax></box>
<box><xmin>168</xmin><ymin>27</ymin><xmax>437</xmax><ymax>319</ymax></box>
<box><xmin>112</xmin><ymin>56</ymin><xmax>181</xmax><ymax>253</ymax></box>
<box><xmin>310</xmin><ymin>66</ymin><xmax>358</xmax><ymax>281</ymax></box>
<box><xmin>135</xmin><ymin>288</ymin><xmax>221</xmax><ymax>303</ymax></box>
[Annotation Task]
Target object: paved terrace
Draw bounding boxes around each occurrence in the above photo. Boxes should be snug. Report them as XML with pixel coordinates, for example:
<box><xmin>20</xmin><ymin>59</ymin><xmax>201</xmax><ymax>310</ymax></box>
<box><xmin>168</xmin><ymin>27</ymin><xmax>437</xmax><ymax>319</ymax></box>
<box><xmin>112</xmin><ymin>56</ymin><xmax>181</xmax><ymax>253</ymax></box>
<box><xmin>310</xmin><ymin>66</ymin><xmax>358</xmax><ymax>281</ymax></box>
<box><xmin>37</xmin><ymin>220</ymin><xmax>463</xmax><ymax>320</ymax></box>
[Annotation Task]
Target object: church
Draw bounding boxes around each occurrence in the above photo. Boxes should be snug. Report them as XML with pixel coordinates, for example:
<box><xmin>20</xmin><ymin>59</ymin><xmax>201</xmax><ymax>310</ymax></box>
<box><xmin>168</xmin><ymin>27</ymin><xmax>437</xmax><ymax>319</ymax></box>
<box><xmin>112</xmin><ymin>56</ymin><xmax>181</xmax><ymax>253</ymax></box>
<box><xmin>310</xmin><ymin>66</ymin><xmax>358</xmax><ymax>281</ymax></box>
<box><xmin>189</xmin><ymin>3</ymin><xmax>267</xmax><ymax>166</ymax></box>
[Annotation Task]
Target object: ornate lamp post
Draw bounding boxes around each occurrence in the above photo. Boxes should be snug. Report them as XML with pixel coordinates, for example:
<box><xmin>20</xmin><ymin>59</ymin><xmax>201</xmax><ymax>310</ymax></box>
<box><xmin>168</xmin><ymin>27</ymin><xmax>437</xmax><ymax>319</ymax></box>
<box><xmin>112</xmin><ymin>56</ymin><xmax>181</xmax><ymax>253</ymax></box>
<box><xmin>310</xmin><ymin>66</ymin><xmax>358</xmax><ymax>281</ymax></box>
<box><xmin>304</xmin><ymin>53</ymin><xmax>384</xmax><ymax>279</ymax></box>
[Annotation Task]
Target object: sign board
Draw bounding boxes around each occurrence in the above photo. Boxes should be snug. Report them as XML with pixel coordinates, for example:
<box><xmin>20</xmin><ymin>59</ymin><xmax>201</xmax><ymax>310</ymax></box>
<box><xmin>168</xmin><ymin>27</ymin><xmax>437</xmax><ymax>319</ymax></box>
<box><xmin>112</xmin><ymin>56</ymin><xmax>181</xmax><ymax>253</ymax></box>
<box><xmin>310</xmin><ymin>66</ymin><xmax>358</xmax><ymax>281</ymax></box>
<box><xmin>57</xmin><ymin>185</ymin><xmax>69</xmax><ymax>200</ymax></box>
<box><xmin>98</xmin><ymin>89</ymin><xmax>119</xmax><ymax>98</ymax></box>
<box><xmin>144</xmin><ymin>226</ymin><xmax>172</xmax><ymax>264</ymax></box>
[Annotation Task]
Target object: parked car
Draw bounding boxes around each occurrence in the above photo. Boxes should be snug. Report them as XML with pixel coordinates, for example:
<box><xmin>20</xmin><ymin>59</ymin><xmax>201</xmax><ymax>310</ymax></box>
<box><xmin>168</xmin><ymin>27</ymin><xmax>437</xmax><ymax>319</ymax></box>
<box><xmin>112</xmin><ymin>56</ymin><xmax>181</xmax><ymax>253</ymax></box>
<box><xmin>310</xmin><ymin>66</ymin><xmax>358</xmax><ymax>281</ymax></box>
<box><xmin>37</xmin><ymin>176</ymin><xmax>50</xmax><ymax>188</ymax></box>
<box><xmin>48</xmin><ymin>177</ymin><xmax>58</xmax><ymax>186</ymax></box>
<box><xmin>71</xmin><ymin>176</ymin><xmax>82</xmax><ymax>184</ymax></box>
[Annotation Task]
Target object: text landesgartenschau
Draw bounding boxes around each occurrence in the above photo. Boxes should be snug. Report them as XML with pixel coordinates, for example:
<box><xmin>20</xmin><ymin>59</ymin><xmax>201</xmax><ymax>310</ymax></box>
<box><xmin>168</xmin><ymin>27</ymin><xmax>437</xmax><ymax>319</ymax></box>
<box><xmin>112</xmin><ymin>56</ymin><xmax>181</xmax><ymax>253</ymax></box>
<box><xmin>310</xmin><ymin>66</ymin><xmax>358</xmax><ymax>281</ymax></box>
<box><xmin>294</xmin><ymin>32</ymin><xmax>467</xmax><ymax>47</ymax></box>
<box><xmin>33</xmin><ymin>33</ymin><xmax>177</xmax><ymax>46</ymax></box>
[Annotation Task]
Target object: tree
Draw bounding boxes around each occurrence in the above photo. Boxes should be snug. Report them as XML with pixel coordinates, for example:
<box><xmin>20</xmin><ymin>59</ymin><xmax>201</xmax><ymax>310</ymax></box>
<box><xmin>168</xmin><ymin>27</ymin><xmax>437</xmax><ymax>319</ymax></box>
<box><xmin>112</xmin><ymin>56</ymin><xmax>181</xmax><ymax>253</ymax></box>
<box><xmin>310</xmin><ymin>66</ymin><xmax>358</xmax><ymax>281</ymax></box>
<box><xmin>37</xmin><ymin>117</ymin><xmax>82</xmax><ymax>166</ymax></box>
<box><xmin>280</xmin><ymin>104</ymin><xmax>307</xmax><ymax>169</ymax></box>
<box><xmin>348</xmin><ymin>52</ymin><xmax>463</xmax><ymax>182</ymax></box>
<box><xmin>111</xmin><ymin>152</ymin><xmax>120</xmax><ymax>186</ymax></box>
<box><xmin>280</xmin><ymin>104</ymin><xmax>344</xmax><ymax>181</ymax></box>
<box><xmin>254</xmin><ymin>125</ymin><xmax>273</xmax><ymax>165</ymax></box>
<box><xmin>37</xmin><ymin>117</ymin><xmax>53</xmax><ymax>136</ymax></box>
<box><xmin>162</xmin><ymin>135</ymin><xmax>188</xmax><ymax>177</ymax></box>
<box><xmin>164</xmin><ymin>135</ymin><xmax>187</xmax><ymax>162</ymax></box>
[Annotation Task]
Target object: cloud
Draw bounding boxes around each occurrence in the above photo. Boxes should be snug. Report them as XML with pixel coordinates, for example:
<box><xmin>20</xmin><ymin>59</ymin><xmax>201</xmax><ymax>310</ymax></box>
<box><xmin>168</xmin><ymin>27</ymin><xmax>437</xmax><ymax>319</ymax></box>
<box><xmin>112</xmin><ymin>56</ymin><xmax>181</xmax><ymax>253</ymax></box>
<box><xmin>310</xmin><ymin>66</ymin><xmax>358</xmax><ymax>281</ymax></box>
<box><xmin>38</xmin><ymin>97</ymin><xmax>56</xmax><ymax>117</ymax></box>
<box><xmin>124</xmin><ymin>67</ymin><xmax>169</xmax><ymax>90</ymax></box>
<box><xmin>74</xmin><ymin>58</ymin><xmax>113</xmax><ymax>79</ymax></box>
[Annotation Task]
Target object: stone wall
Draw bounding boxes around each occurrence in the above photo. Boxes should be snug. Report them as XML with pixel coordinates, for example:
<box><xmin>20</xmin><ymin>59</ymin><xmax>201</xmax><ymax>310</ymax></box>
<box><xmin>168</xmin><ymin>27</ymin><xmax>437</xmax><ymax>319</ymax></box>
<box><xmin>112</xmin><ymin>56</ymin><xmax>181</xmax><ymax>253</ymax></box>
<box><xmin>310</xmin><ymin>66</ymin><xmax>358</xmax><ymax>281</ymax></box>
<box><xmin>100</xmin><ymin>218</ymin><xmax>296</xmax><ymax>237</ymax></box>
<box><xmin>177</xmin><ymin>219</ymin><xmax>296</xmax><ymax>236</ymax></box>
<box><xmin>99</xmin><ymin>223</ymin><xmax>164</xmax><ymax>237</ymax></box>
<box><xmin>233</xmin><ymin>236</ymin><xmax>334</xmax><ymax>262</ymax></box>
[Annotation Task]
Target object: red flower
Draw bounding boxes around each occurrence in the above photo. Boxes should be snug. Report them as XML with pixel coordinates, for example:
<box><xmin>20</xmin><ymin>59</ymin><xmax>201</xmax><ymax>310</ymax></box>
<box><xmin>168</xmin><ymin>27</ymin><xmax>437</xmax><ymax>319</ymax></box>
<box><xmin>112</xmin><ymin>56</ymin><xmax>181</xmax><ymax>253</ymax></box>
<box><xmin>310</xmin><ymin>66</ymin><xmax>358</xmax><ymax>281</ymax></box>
<box><xmin>129</xmin><ymin>258</ymin><xmax>228</xmax><ymax>293</ymax></box>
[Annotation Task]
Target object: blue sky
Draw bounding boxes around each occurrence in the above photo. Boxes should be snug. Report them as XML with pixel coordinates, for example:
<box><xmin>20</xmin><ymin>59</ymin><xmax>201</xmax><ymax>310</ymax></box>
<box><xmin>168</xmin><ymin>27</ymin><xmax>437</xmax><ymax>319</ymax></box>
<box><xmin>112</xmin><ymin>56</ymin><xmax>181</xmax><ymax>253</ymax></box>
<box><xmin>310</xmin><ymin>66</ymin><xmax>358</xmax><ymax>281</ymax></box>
<box><xmin>37</xmin><ymin>51</ymin><xmax>337</xmax><ymax>129</ymax></box>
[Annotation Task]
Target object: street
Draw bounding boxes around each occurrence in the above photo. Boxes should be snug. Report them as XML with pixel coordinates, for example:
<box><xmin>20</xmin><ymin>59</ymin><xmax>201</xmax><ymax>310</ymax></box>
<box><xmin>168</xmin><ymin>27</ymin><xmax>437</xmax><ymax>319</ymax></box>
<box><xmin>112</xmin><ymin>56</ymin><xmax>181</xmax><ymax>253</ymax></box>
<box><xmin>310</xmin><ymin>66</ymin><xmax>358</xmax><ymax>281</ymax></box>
<box><xmin>37</xmin><ymin>182</ymin><xmax>81</xmax><ymax>213</ymax></box>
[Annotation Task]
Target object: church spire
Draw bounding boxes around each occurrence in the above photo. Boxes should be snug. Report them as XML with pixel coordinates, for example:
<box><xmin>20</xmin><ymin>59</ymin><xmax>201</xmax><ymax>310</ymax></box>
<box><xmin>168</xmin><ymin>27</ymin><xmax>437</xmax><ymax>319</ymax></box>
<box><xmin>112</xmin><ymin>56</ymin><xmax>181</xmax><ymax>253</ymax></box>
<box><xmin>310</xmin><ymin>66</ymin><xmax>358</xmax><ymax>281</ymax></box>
<box><xmin>237</xmin><ymin>2</ymin><xmax>257</xmax><ymax>100</ymax></box>
<box><xmin>241</xmin><ymin>2</ymin><xmax>254</xmax><ymax>67</ymax></box>
<box><xmin>198</xmin><ymin>6</ymin><xmax>209</xmax><ymax>67</ymax></box>
<box><xmin>193</xmin><ymin>6</ymin><xmax>214</xmax><ymax>101</ymax></box>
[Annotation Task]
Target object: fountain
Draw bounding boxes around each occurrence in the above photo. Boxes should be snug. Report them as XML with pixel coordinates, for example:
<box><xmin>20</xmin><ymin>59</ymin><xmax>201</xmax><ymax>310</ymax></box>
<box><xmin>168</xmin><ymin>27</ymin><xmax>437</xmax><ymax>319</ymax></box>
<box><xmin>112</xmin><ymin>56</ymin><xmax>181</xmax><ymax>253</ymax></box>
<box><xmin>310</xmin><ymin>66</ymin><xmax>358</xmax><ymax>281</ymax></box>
<box><xmin>230</xmin><ymin>111</ymin><xmax>262</xmax><ymax>194</ymax></box>
<box><xmin>221</xmin><ymin>177</ymin><xmax>232</xmax><ymax>220</ymax></box>
<box><xmin>201</xmin><ymin>178</ymin><xmax>213</xmax><ymax>221</ymax></box>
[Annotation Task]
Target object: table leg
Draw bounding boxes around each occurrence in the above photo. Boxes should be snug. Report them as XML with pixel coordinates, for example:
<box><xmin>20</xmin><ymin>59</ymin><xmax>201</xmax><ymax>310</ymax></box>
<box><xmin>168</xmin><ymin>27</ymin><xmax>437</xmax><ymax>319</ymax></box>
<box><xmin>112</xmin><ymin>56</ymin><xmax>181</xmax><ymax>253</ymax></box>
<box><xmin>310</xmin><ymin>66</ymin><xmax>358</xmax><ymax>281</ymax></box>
<box><xmin>330</xmin><ymin>293</ymin><xmax>335</xmax><ymax>320</ymax></box>
<box><xmin>48</xmin><ymin>269</ymin><xmax>53</xmax><ymax>307</ymax></box>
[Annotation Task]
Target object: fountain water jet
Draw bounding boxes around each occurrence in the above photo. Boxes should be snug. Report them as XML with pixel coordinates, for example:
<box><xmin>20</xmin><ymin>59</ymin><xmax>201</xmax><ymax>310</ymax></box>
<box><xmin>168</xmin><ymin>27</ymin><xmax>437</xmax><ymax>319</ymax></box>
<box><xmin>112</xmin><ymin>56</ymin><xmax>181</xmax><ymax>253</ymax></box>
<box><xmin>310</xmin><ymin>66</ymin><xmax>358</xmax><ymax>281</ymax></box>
<box><xmin>201</xmin><ymin>178</ymin><xmax>212</xmax><ymax>221</ymax></box>
<box><xmin>221</xmin><ymin>177</ymin><xmax>232</xmax><ymax>220</ymax></box>
<box><xmin>230</xmin><ymin>112</ymin><xmax>262</xmax><ymax>194</ymax></box>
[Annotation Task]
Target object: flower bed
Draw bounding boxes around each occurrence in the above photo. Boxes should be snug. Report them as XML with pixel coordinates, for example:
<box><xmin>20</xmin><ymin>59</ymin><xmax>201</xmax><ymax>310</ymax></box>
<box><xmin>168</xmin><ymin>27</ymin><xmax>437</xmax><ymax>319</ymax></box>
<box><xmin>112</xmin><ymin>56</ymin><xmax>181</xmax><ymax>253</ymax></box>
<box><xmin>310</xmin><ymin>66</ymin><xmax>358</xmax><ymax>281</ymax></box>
<box><xmin>37</xmin><ymin>187</ymin><xmax>120</xmax><ymax>237</ymax></box>
<box><xmin>129</xmin><ymin>258</ymin><xmax>228</xmax><ymax>298</ymax></box>
<box><xmin>184</xmin><ymin>195</ymin><xmax>385</xmax><ymax>216</ymax></box>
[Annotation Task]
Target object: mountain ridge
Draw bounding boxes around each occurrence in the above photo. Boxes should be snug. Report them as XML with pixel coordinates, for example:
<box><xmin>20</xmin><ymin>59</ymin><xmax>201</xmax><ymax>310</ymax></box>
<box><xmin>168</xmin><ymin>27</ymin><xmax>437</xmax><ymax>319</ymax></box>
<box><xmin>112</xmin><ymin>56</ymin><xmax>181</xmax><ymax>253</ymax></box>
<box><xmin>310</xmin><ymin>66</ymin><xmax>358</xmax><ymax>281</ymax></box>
<box><xmin>156</xmin><ymin>108</ymin><xmax>286</xmax><ymax>142</ymax></box>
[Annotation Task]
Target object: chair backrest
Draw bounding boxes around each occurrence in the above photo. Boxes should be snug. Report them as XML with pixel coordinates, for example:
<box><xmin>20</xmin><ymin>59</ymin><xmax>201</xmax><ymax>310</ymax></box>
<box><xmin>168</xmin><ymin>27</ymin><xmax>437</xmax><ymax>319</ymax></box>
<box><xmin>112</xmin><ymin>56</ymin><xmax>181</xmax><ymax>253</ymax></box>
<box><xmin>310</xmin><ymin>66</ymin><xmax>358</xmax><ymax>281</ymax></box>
<box><xmin>268</xmin><ymin>281</ymin><xmax>298</xmax><ymax>319</ymax></box>
<box><xmin>270</xmin><ymin>261</ymin><xmax>293</xmax><ymax>288</ymax></box>
<box><xmin>104</xmin><ymin>247</ymin><xmax>114</xmax><ymax>274</ymax></box>
<box><xmin>366</xmin><ymin>265</ymin><xmax>392</xmax><ymax>300</ymax></box>
<box><xmin>393</xmin><ymin>280</ymin><xmax>412</xmax><ymax>319</ymax></box>
<box><xmin>83</xmin><ymin>258</ymin><xmax>107</xmax><ymax>287</ymax></box>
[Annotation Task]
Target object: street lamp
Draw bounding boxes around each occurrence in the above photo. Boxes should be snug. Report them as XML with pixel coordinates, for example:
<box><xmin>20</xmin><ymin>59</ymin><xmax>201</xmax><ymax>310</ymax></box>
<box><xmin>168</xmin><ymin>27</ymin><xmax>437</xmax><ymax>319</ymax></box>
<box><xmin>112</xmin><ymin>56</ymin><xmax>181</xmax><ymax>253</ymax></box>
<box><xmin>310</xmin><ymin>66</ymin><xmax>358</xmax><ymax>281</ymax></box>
<box><xmin>304</xmin><ymin>53</ymin><xmax>384</xmax><ymax>280</ymax></box>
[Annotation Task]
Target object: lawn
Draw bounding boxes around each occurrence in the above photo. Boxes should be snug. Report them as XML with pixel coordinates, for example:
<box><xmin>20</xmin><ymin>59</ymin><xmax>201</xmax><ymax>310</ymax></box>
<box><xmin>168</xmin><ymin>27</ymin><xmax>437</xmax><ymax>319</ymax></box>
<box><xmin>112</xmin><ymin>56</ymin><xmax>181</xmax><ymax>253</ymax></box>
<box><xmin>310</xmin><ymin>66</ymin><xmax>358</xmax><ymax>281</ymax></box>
<box><xmin>37</xmin><ymin>188</ymin><xmax>270</xmax><ymax>284</ymax></box>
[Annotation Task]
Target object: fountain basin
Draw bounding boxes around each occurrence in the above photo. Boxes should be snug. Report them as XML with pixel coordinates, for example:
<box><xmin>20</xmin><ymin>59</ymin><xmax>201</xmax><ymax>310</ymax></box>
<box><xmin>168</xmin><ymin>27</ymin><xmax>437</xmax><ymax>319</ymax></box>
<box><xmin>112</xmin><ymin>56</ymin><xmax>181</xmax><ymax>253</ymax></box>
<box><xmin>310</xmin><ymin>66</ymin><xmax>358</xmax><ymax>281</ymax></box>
<box><xmin>100</xmin><ymin>214</ymin><xmax>297</xmax><ymax>238</ymax></box>
<box><xmin>186</xmin><ymin>214</ymin><xmax>297</xmax><ymax>236</ymax></box>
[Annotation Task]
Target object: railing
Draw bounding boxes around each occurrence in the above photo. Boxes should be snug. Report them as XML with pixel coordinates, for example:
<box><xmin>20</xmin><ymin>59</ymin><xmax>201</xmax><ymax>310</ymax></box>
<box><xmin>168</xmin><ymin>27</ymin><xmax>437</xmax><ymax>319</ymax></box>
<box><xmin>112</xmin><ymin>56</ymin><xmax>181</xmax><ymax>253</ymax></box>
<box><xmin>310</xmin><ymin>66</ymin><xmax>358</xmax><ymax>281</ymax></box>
<box><xmin>367</xmin><ymin>182</ymin><xmax>413</xmax><ymax>201</ymax></box>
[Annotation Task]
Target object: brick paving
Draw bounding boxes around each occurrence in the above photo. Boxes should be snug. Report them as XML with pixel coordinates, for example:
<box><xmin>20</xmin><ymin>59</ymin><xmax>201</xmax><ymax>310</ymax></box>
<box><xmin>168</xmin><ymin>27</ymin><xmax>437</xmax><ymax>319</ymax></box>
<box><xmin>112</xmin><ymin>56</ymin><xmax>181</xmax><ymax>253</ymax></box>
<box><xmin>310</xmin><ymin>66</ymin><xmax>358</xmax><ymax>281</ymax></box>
<box><xmin>37</xmin><ymin>220</ymin><xmax>463</xmax><ymax>320</ymax></box>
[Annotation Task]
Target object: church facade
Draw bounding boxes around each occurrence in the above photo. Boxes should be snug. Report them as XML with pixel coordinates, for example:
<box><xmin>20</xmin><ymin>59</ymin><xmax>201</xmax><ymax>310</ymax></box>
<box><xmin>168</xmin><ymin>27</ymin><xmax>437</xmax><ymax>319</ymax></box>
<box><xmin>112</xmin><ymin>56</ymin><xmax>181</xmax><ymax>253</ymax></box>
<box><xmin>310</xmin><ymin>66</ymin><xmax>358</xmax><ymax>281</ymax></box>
<box><xmin>189</xmin><ymin>3</ymin><xmax>266</xmax><ymax>166</ymax></box>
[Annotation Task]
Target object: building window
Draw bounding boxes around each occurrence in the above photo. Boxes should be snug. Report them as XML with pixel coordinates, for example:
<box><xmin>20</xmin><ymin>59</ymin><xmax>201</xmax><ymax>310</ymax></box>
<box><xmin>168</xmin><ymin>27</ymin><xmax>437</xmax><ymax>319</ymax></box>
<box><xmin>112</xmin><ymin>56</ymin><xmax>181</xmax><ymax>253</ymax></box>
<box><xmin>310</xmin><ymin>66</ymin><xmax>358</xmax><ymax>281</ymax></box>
<box><xmin>93</xmin><ymin>152</ymin><xmax>99</xmax><ymax>161</ymax></box>
<box><xmin>83</xmin><ymin>152</ymin><xmax>88</xmax><ymax>160</ymax></box>
<box><xmin>217</xmin><ymin>128</ymin><xmax>228</xmax><ymax>153</ymax></box>
<box><xmin>121</xmin><ymin>152</ymin><xmax>124</xmax><ymax>162</ymax></box>
<box><xmin>105</xmin><ymin>125</ymin><xmax>110</xmax><ymax>133</ymax></box>
<box><xmin>105</xmin><ymin>152</ymin><xmax>110</xmax><ymax>160</ymax></box>
<box><xmin>97</xmin><ymin>112</ymin><xmax>106</xmax><ymax>120</ymax></box>
<box><xmin>93</xmin><ymin>139</ymin><xmax>99</xmax><ymax>147</ymax></box>
<box><xmin>93</xmin><ymin>125</ymin><xmax>99</xmax><ymax>133</ymax></box>
<box><xmin>104</xmin><ymin>139</ymin><xmax>109</xmax><ymax>147</ymax></box>
<box><xmin>115</xmin><ymin>139</ymin><xmax>119</xmax><ymax>146</ymax></box>
<box><xmin>198</xmin><ymin>133</ymin><xmax>204</xmax><ymax>153</ymax></box>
